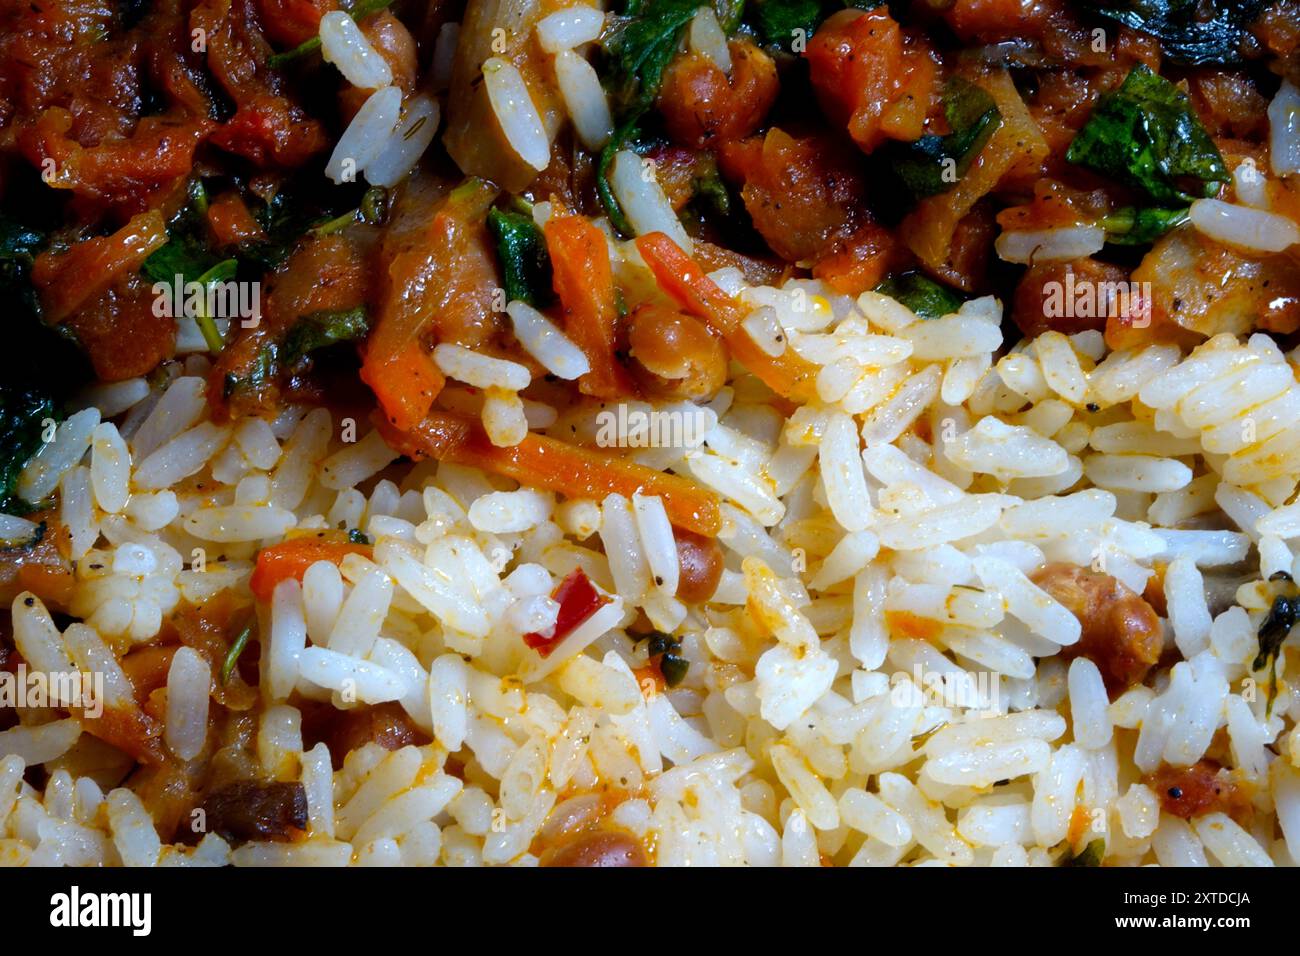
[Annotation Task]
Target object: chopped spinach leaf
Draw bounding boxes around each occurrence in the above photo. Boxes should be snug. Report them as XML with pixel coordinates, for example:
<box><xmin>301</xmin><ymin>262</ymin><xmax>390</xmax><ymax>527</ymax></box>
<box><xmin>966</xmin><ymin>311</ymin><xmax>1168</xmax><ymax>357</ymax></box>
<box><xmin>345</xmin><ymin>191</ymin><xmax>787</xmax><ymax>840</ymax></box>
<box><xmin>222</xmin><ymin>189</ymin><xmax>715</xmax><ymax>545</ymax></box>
<box><xmin>279</xmin><ymin>306</ymin><xmax>371</xmax><ymax>369</ymax></box>
<box><xmin>487</xmin><ymin>207</ymin><xmax>554</xmax><ymax>308</ymax></box>
<box><xmin>884</xmin><ymin>77</ymin><xmax>1002</xmax><ymax>200</ymax></box>
<box><xmin>1100</xmin><ymin>205</ymin><xmax>1190</xmax><ymax>245</ymax></box>
<box><xmin>1083</xmin><ymin>0</ymin><xmax>1266</xmax><ymax>66</ymax></box>
<box><xmin>751</xmin><ymin>0</ymin><xmax>825</xmax><ymax>47</ymax></box>
<box><xmin>603</xmin><ymin>0</ymin><xmax>701</xmax><ymax>118</ymax></box>
<box><xmin>0</xmin><ymin>216</ymin><xmax>92</xmax><ymax>395</ymax></box>
<box><xmin>1254</xmin><ymin>578</ymin><xmax>1298</xmax><ymax>716</ymax></box>
<box><xmin>0</xmin><ymin>384</ymin><xmax>57</xmax><ymax>516</ymax></box>
<box><xmin>690</xmin><ymin>152</ymin><xmax>732</xmax><ymax>219</ymax></box>
<box><xmin>596</xmin><ymin>0</ymin><xmax>703</xmax><ymax>229</ymax></box>
<box><xmin>1066</xmin><ymin>65</ymin><xmax>1229</xmax><ymax>207</ymax></box>
<box><xmin>748</xmin><ymin>0</ymin><xmax>880</xmax><ymax>49</ymax></box>
<box><xmin>312</xmin><ymin>186</ymin><xmax>391</xmax><ymax>236</ymax></box>
<box><xmin>226</xmin><ymin>306</ymin><xmax>369</xmax><ymax>397</ymax></box>
<box><xmin>875</xmin><ymin>272</ymin><xmax>965</xmax><ymax>319</ymax></box>
<box><xmin>714</xmin><ymin>0</ymin><xmax>746</xmax><ymax>31</ymax></box>
<box><xmin>1064</xmin><ymin>838</ymin><xmax>1106</xmax><ymax>867</ymax></box>
<box><xmin>144</xmin><ymin>180</ymin><xmax>222</xmax><ymax>286</ymax></box>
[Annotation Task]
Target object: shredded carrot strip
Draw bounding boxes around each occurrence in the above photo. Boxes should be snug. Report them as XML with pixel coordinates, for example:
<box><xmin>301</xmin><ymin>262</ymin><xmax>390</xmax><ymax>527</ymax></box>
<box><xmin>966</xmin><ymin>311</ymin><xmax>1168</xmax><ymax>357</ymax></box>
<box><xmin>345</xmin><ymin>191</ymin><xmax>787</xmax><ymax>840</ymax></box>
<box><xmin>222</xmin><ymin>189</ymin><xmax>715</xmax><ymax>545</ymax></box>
<box><xmin>634</xmin><ymin>232</ymin><xmax>819</xmax><ymax>402</ymax></box>
<box><xmin>379</xmin><ymin>410</ymin><xmax>722</xmax><ymax>536</ymax></box>
<box><xmin>544</xmin><ymin>213</ymin><xmax>636</xmax><ymax>398</ymax></box>
<box><xmin>250</xmin><ymin>536</ymin><xmax>374</xmax><ymax>602</ymax></box>
<box><xmin>361</xmin><ymin>340</ymin><xmax>445</xmax><ymax>432</ymax></box>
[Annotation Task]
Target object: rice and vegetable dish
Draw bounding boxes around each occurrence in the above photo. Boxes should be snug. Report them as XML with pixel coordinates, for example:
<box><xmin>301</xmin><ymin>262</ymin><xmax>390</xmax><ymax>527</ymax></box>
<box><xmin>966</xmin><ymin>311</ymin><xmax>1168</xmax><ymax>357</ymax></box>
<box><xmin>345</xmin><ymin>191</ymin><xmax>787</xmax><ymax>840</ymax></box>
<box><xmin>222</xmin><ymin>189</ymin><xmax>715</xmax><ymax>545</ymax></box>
<box><xmin>2</xmin><ymin>0</ymin><xmax>1300</xmax><ymax>868</ymax></box>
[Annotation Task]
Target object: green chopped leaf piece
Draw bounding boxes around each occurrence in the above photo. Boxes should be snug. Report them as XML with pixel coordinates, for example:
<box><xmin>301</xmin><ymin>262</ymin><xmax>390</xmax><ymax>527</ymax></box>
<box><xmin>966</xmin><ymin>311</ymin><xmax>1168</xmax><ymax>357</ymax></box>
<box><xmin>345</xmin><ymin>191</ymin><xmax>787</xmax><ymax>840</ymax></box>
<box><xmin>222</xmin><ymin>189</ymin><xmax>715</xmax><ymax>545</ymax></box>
<box><xmin>0</xmin><ymin>385</ymin><xmax>57</xmax><ymax>515</ymax></box>
<box><xmin>1083</xmin><ymin>0</ymin><xmax>1266</xmax><ymax>66</ymax></box>
<box><xmin>1100</xmin><ymin>205</ymin><xmax>1189</xmax><ymax>245</ymax></box>
<box><xmin>874</xmin><ymin>272</ymin><xmax>965</xmax><ymax>319</ymax></box>
<box><xmin>1066</xmin><ymin>64</ymin><xmax>1229</xmax><ymax>206</ymax></box>
<box><xmin>1064</xmin><ymin>838</ymin><xmax>1106</xmax><ymax>867</ymax></box>
<box><xmin>885</xmin><ymin>77</ymin><xmax>1001</xmax><ymax>200</ymax></box>
<box><xmin>487</xmin><ymin>207</ymin><xmax>554</xmax><ymax>308</ymax></box>
<box><xmin>279</xmin><ymin>306</ymin><xmax>371</xmax><ymax>369</ymax></box>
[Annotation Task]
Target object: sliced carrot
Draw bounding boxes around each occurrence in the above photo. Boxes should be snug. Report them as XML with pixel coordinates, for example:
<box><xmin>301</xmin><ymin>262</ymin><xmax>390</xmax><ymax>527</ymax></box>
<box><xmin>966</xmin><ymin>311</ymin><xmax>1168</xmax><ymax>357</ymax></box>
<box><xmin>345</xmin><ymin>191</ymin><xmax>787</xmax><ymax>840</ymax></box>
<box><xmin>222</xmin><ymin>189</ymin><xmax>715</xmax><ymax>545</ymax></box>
<box><xmin>361</xmin><ymin>340</ymin><xmax>445</xmax><ymax>432</ymax></box>
<box><xmin>634</xmin><ymin>232</ymin><xmax>819</xmax><ymax>403</ymax></box>
<box><xmin>544</xmin><ymin>213</ymin><xmax>636</xmax><ymax>399</ymax></box>
<box><xmin>379</xmin><ymin>410</ymin><xmax>722</xmax><ymax>537</ymax></box>
<box><xmin>249</xmin><ymin>535</ymin><xmax>374</xmax><ymax>602</ymax></box>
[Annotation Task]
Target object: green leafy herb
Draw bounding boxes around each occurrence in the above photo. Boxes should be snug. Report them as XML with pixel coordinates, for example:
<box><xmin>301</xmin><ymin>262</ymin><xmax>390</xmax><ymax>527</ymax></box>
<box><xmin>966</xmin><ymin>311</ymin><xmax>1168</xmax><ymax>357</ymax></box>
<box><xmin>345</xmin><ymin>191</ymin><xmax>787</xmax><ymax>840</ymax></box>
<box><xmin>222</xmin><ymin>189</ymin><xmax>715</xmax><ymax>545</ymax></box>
<box><xmin>690</xmin><ymin>152</ymin><xmax>732</xmax><ymax>219</ymax></box>
<box><xmin>222</xmin><ymin>342</ymin><xmax>277</xmax><ymax>400</ymax></box>
<box><xmin>603</xmin><ymin>0</ymin><xmax>701</xmax><ymax>118</ymax></box>
<box><xmin>279</xmin><ymin>306</ymin><xmax>371</xmax><ymax>369</ymax></box>
<box><xmin>1066</xmin><ymin>65</ymin><xmax>1229</xmax><ymax>207</ymax></box>
<box><xmin>143</xmin><ymin>180</ymin><xmax>223</xmax><ymax>287</ymax></box>
<box><xmin>1063</xmin><ymin>838</ymin><xmax>1106</xmax><ymax>867</ymax></box>
<box><xmin>1100</xmin><ymin>205</ymin><xmax>1190</xmax><ymax>245</ymax></box>
<box><xmin>884</xmin><ymin>77</ymin><xmax>1001</xmax><ymax>200</ymax></box>
<box><xmin>751</xmin><ymin>0</ymin><xmax>825</xmax><ymax>47</ymax></box>
<box><xmin>749</xmin><ymin>0</ymin><xmax>880</xmax><ymax>49</ymax></box>
<box><xmin>347</xmin><ymin>528</ymin><xmax>371</xmax><ymax>545</ymax></box>
<box><xmin>1253</xmin><ymin>574</ymin><xmax>1298</xmax><ymax>716</ymax></box>
<box><xmin>226</xmin><ymin>306</ymin><xmax>369</xmax><ymax>398</ymax></box>
<box><xmin>874</xmin><ymin>272</ymin><xmax>965</xmax><ymax>319</ymax></box>
<box><xmin>221</xmin><ymin>624</ymin><xmax>253</xmax><ymax>685</ymax></box>
<box><xmin>597</xmin><ymin>119</ymin><xmax>643</xmax><ymax>236</ymax></box>
<box><xmin>0</xmin><ymin>385</ymin><xmax>56</xmax><ymax>515</ymax></box>
<box><xmin>0</xmin><ymin>215</ymin><xmax>91</xmax><ymax>395</ymax></box>
<box><xmin>267</xmin><ymin>0</ymin><xmax>396</xmax><ymax>67</ymax></box>
<box><xmin>596</xmin><ymin>0</ymin><xmax>703</xmax><ymax>230</ymax></box>
<box><xmin>312</xmin><ymin>186</ymin><xmax>391</xmax><ymax>236</ymax></box>
<box><xmin>713</xmin><ymin>0</ymin><xmax>746</xmax><ymax>31</ymax></box>
<box><xmin>487</xmin><ymin>207</ymin><xmax>554</xmax><ymax>308</ymax></box>
<box><xmin>1082</xmin><ymin>0</ymin><xmax>1266</xmax><ymax>65</ymax></box>
<box><xmin>636</xmin><ymin>631</ymin><xmax>691</xmax><ymax>687</ymax></box>
<box><xmin>194</xmin><ymin>258</ymin><xmax>239</xmax><ymax>353</ymax></box>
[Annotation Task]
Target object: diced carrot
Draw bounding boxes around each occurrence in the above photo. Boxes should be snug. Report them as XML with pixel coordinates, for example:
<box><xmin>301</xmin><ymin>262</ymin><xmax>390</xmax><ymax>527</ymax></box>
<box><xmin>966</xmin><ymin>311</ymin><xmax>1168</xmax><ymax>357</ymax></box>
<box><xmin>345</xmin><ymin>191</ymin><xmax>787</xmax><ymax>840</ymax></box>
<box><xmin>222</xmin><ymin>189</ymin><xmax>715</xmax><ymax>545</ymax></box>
<box><xmin>82</xmin><ymin>703</ymin><xmax>167</xmax><ymax>764</ymax></box>
<box><xmin>361</xmin><ymin>340</ymin><xmax>445</xmax><ymax>432</ymax></box>
<box><xmin>208</xmin><ymin>191</ymin><xmax>266</xmax><ymax>246</ymax></box>
<box><xmin>119</xmin><ymin>645</ymin><xmax>180</xmax><ymax>703</ymax></box>
<box><xmin>544</xmin><ymin>213</ymin><xmax>636</xmax><ymax>398</ymax></box>
<box><xmin>249</xmin><ymin>535</ymin><xmax>373</xmax><ymax>602</ymax></box>
<box><xmin>634</xmin><ymin>233</ymin><xmax>819</xmax><ymax>402</ymax></box>
<box><xmin>378</xmin><ymin>410</ymin><xmax>722</xmax><ymax>537</ymax></box>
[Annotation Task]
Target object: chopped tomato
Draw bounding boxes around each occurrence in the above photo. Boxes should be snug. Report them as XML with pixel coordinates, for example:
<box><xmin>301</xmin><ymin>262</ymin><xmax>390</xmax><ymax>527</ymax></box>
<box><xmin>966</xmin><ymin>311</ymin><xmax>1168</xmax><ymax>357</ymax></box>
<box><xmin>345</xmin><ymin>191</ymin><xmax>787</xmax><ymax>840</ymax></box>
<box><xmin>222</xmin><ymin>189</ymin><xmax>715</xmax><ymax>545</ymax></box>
<box><xmin>804</xmin><ymin>8</ymin><xmax>938</xmax><ymax>153</ymax></box>
<box><xmin>656</xmin><ymin>40</ymin><xmax>779</xmax><ymax>149</ymax></box>
<box><xmin>249</xmin><ymin>535</ymin><xmax>373</xmax><ymax>602</ymax></box>
<box><xmin>523</xmin><ymin>568</ymin><xmax>611</xmax><ymax>657</ymax></box>
<box><xmin>255</xmin><ymin>0</ymin><xmax>337</xmax><ymax>48</ymax></box>
<box><xmin>32</xmin><ymin>209</ymin><xmax>168</xmax><ymax>324</ymax></box>
<box><xmin>207</xmin><ymin>191</ymin><xmax>266</xmax><ymax>246</ymax></box>
<box><xmin>812</xmin><ymin>223</ymin><xmax>906</xmax><ymax>295</ymax></box>
<box><xmin>718</xmin><ymin>128</ymin><xmax>868</xmax><ymax>264</ymax></box>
